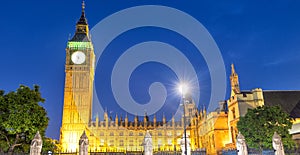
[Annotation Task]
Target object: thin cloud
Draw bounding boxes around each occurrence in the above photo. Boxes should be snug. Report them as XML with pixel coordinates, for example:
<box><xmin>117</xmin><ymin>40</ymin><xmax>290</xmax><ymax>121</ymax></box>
<box><xmin>263</xmin><ymin>53</ymin><xmax>300</xmax><ymax>66</ymax></box>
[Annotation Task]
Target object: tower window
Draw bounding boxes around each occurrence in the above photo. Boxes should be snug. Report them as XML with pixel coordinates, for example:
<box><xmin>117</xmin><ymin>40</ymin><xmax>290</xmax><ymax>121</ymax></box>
<box><xmin>231</xmin><ymin>126</ymin><xmax>235</xmax><ymax>143</ymax></box>
<box><xmin>232</xmin><ymin>108</ymin><xmax>236</xmax><ymax>119</ymax></box>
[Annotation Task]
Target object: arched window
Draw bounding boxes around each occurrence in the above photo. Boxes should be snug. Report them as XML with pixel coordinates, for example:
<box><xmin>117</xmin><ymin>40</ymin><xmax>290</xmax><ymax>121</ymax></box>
<box><xmin>232</xmin><ymin>108</ymin><xmax>236</xmax><ymax>119</ymax></box>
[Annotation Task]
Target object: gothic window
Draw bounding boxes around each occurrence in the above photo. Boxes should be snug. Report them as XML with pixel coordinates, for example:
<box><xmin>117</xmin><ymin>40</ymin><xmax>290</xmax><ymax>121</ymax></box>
<box><xmin>119</xmin><ymin>140</ymin><xmax>124</xmax><ymax>146</ymax></box>
<box><xmin>231</xmin><ymin>126</ymin><xmax>235</xmax><ymax>143</ymax></box>
<box><xmin>100</xmin><ymin>132</ymin><xmax>104</xmax><ymax>136</ymax></box>
<box><xmin>129</xmin><ymin>132</ymin><xmax>133</xmax><ymax>136</ymax></box>
<box><xmin>167</xmin><ymin>139</ymin><xmax>172</xmax><ymax>145</ymax></box>
<box><xmin>119</xmin><ymin>132</ymin><xmax>124</xmax><ymax>136</ymax></box>
<box><xmin>110</xmin><ymin>132</ymin><xmax>114</xmax><ymax>136</ymax></box>
<box><xmin>235</xmin><ymin>128</ymin><xmax>238</xmax><ymax>140</ymax></box>
<box><xmin>158</xmin><ymin>139</ymin><xmax>162</xmax><ymax>145</ymax></box>
<box><xmin>177</xmin><ymin>139</ymin><xmax>181</xmax><ymax>144</ymax></box>
<box><xmin>232</xmin><ymin>108</ymin><xmax>236</xmax><ymax>119</ymax></box>
<box><xmin>109</xmin><ymin>140</ymin><xmax>114</xmax><ymax>146</ymax></box>
<box><xmin>189</xmin><ymin>109</ymin><xmax>193</xmax><ymax>116</ymax></box>
<box><xmin>211</xmin><ymin>134</ymin><xmax>215</xmax><ymax>148</ymax></box>
<box><xmin>158</xmin><ymin>132</ymin><xmax>162</xmax><ymax>136</ymax></box>
<box><xmin>139</xmin><ymin>132</ymin><xmax>143</xmax><ymax>136</ymax></box>
<box><xmin>100</xmin><ymin>139</ymin><xmax>104</xmax><ymax>146</ymax></box>
<box><xmin>129</xmin><ymin>139</ymin><xmax>134</xmax><ymax>146</ymax></box>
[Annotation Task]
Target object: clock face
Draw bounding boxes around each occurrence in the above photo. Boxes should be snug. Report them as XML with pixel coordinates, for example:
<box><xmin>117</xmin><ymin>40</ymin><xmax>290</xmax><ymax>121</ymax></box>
<box><xmin>71</xmin><ymin>51</ymin><xmax>86</xmax><ymax>64</ymax></box>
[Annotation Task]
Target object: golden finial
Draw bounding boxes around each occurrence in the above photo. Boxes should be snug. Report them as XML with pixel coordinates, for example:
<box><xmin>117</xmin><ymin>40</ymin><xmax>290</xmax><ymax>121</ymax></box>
<box><xmin>82</xmin><ymin>0</ymin><xmax>85</xmax><ymax>13</ymax></box>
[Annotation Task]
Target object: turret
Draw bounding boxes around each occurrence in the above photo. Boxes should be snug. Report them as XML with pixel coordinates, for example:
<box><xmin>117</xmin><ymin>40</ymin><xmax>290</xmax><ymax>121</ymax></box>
<box><xmin>230</xmin><ymin>64</ymin><xmax>241</xmax><ymax>96</ymax></box>
<box><xmin>134</xmin><ymin>115</ymin><xmax>138</xmax><ymax>128</ymax></box>
<box><xmin>172</xmin><ymin>114</ymin><xmax>175</xmax><ymax>127</ymax></box>
<box><xmin>219</xmin><ymin>101</ymin><xmax>227</xmax><ymax>112</ymax></box>
<box><xmin>115</xmin><ymin>113</ymin><xmax>118</xmax><ymax>127</ymax></box>
<box><xmin>199</xmin><ymin>108</ymin><xmax>202</xmax><ymax>120</ymax></box>
<box><xmin>153</xmin><ymin>115</ymin><xmax>157</xmax><ymax>128</ymax></box>
<box><xmin>163</xmin><ymin>113</ymin><xmax>166</xmax><ymax>125</ymax></box>
<box><xmin>95</xmin><ymin>114</ymin><xmax>99</xmax><ymax>127</ymax></box>
<box><xmin>203</xmin><ymin>106</ymin><xmax>207</xmax><ymax>118</ymax></box>
<box><xmin>144</xmin><ymin>112</ymin><xmax>149</xmax><ymax>129</ymax></box>
<box><xmin>144</xmin><ymin>112</ymin><xmax>149</xmax><ymax>123</ymax></box>
<box><xmin>104</xmin><ymin>110</ymin><xmax>108</xmax><ymax>127</ymax></box>
<box><xmin>125</xmin><ymin>113</ymin><xmax>128</xmax><ymax>128</ymax></box>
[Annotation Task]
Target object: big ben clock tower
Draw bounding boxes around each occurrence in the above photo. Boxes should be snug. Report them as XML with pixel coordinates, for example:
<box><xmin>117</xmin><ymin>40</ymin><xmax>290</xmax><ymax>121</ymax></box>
<box><xmin>60</xmin><ymin>1</ymin><xmax>95</xmax><ymax>152</ymax></box>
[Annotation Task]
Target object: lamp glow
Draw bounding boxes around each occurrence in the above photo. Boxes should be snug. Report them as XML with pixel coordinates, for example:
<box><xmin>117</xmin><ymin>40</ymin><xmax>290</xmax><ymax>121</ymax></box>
<box><xmin>177</xmin><ymin>82</ymin><xmax>189</xmax><ymax>155</ymax></box>
<box><xmin>178</xmin><ymin>83</ymin><xmax>189</xmax><ymax>97</ymax></box>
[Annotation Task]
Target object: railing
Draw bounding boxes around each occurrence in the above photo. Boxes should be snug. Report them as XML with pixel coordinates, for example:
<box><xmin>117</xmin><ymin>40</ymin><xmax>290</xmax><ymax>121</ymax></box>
<box><xmin>222</xmin><ymin>148</ymin><xmax>300</xmax><ymax>155</ymax></box>
<box><xmin>35</xmin><ymin>150</ymin><xmax>207</xmax><ymax>155</ymax></box>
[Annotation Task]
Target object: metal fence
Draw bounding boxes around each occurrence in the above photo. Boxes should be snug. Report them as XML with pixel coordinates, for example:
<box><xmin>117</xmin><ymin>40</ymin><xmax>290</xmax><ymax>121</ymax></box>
<box><xmin>222</xmin><ymin>148</ymin><xmax>300</xmax><ymax>155</ymax></box>
<box><xmin>0</xmin><ymin>153</ymin><xmax>29</xmax><ymax>155</ymax></box>
<box><xmin>21</xmin><ymin>150</ymin><xmax>206</xmax><ymax>155</ymax></box>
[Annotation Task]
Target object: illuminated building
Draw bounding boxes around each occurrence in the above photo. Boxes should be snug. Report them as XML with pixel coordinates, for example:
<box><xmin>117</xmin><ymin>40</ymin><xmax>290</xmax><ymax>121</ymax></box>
<box><xmin>59</xmin><ymin>3</ymin><xmax>197</xmax><ymax>152</ymax></box>
<box><xmin>59</xmin><ymin>1</ymin><xmax>95</xmax><ymax>152</ymax></box>
<box><xmin>59</xmin><ymin>2</ymin><xmax>300</xmax><ymax>154</ymax></box>
<box><xmin>225</xmin><ymin>64</ymin><xmax>300</xmax><ymax>151</ymax></box>
<box><xmin>191</xmin><ymin>64</ymin><xmax>300</xmax><ymax>154</ymax></box>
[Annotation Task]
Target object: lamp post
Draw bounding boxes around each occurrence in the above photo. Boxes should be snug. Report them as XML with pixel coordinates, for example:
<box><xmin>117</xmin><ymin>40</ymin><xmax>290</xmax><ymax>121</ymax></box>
<box><xmin>178</xmin><ymin>83</ymin><xmax>188</xmax><ymax>155</ymax></box>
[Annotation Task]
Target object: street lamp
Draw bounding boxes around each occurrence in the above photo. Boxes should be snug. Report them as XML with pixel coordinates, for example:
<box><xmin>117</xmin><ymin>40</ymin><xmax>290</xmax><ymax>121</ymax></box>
<box><xmin>178</xmin><ymin>83</ymin><xmax>188</xmax><ymax>155</ymax></box>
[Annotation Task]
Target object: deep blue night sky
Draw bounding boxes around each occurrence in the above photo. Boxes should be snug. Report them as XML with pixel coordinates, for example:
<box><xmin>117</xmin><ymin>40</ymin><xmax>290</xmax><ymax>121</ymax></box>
<box><xmin>1</xmin><ymin>0</ymin><xmax>300</xmax><ymax>139</ymax></box>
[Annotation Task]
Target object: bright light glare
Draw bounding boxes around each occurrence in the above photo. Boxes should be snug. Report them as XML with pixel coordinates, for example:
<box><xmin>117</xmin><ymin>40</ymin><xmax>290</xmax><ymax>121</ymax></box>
<box><xmin>177</xmin><ymin>83</ymin><xmax>189</xmax><ymax>96</ymax></box>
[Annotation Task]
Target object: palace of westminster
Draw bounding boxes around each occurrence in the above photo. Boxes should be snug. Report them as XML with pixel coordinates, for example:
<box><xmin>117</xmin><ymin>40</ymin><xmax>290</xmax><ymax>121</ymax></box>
<box><xmin>59</xmin><ymin>2</ymin><xmax>300</xmax><ymax>154</ymax></box>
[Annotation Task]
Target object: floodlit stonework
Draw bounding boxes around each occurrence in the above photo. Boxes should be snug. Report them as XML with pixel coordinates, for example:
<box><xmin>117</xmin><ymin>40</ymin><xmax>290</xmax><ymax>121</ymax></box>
<box><xmin>59</xmin><ymin>2</ymin><xmax>300</xmax><ymax>154</ymax></box>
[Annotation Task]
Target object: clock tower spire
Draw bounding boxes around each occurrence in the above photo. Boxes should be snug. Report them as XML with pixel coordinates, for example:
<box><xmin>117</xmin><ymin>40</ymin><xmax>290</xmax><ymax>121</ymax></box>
<box><xmin>60</xmin><ymin>1</ymin><xmax>95</xmax><ymax>152</ymax></box>
<box><xmin>71</xmin><ymin>0</ymin><xmax>90</xmax><ymax>42</ymax></box>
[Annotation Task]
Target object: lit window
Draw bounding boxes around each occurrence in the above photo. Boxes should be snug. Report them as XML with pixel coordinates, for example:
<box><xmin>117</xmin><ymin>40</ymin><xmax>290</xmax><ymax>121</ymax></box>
<box><xmin>177</xmin><ymin>139</ymin><xmax>181</xmax><ymax>144</ymax></box>
<box><xmin>109</xmin><ymin>140</ymin><xmax>114</xmax><ymax>146</ymax></box>
<box><xmin>129</xmin><ymin>139</ymin><xmax>134</xmax><ymax>146</ymax></box>
<box><xmin>168</xmin><ymin>139</ymin><xmax>172</xmax><ymax>145</ymax></box>
<box><xmin>158</xmin><ymin>139</ymin><xmax>162</xmax><ymax>145</ymax></box>
<box><xmin>120</xmin><ymin>140</ymin><xmax>124</xmax><ymax>146</ymax></box>
<box><xmin>100</xmin><ymin>139</ymin><xmax>104</xmax><ymax>146</ymax></box>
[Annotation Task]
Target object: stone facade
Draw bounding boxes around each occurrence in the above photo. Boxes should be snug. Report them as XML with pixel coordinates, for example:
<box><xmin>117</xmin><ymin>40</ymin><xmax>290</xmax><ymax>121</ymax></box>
<box><xmin>59</xmin><ymin>2</ymin><xmax>300</xmax><ymax>154</ymax></box>
<box><xmin>226</xmin><ymin>65</ymin><xmax>300</xmax><ymax>149</ymax></box>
